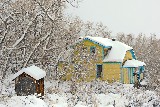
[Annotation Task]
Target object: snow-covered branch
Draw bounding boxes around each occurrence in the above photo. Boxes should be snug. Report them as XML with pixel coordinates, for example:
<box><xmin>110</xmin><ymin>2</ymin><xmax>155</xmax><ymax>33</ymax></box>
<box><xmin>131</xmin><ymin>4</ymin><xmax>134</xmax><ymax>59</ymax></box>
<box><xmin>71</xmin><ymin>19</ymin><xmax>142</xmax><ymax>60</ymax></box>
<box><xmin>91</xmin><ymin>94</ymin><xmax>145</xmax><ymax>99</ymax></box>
<box><xmin>23</xmin><ymin>31</ymin><xmax>52</xmax><ymax>67</ymax></box>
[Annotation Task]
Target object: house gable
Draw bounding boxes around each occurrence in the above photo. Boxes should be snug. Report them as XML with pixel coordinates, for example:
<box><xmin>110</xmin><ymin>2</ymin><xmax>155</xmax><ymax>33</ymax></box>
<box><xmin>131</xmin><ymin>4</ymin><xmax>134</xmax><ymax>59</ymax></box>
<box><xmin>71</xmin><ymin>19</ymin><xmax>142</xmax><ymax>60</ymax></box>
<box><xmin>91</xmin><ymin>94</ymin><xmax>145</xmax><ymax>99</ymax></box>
<box><xmin>64</xmin><ymin>39</ymin><xmax>105</xmax><ymax>81</ymax></box>
<box><xmin>82</xmin><ymin>39</ymin><xmax>103</xmax><ymax>63</ymax></box>
<box><xmin>123</xmin><ymin>50</ymin><xmax>133</xmax><ymax>65</ymax></box>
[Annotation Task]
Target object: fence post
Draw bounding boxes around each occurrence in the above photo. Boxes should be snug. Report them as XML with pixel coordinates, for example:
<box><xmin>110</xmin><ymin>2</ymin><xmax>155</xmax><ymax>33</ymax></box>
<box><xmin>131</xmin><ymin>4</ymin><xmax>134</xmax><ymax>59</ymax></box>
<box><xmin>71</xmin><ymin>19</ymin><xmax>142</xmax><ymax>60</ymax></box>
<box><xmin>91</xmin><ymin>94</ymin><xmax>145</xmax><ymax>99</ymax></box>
<box><xmin>113</xmin><ymin>100</ymin><xmax>115</xmax><ymax>107</ymax></box>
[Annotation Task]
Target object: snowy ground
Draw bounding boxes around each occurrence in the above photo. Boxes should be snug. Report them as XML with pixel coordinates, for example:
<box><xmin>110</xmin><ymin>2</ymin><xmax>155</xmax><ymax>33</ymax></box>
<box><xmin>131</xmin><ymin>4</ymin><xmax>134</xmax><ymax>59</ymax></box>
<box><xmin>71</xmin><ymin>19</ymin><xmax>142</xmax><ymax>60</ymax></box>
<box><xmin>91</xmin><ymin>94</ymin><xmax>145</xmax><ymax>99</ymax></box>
<box><xmin>0</xmin><ymin>78</ymin><xmax>159</xmax><ymax>107</ymax></box>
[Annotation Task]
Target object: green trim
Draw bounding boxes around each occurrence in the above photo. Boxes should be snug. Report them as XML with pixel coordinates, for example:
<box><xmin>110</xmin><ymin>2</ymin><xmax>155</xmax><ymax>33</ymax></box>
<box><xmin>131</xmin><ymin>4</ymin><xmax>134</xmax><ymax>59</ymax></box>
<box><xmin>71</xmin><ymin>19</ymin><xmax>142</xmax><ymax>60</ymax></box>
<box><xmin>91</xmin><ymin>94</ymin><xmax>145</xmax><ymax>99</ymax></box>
<box><xmin>102</xmin><ymin>47</ymin><xmax>104</xmax><ymax>59</ymax></box>
<box><xmin>130</xmin><ymin>68</ymin><xmax>132</xmax><ymax>83</ymax></box>
<box><xmin>103</xmin><ymin>62</ymin><xmax>121</xmax><ymax>64</ymax></box>
<box><xmin>139</xmin><ymin>66</ymin><xmax>145</xmax><ymax>73</ymax></box>
<box><xmin>130</xmin><ymin>49</ymin><xmax>136</xmax><ymax>59</ymax></box>
<box><xmin>121</xmin><ymin>66</ymin><xmax>136</xmax><ymax>68</ymax></box>
<box><xmin>126</xmin><ymin>68</ymin><xmax>135</xmax><ymax>84</ymax></box>
<box><xmin>132</xmin><ymin>68</ymin><xmax>135</xmax><ymax>83</ymax></box>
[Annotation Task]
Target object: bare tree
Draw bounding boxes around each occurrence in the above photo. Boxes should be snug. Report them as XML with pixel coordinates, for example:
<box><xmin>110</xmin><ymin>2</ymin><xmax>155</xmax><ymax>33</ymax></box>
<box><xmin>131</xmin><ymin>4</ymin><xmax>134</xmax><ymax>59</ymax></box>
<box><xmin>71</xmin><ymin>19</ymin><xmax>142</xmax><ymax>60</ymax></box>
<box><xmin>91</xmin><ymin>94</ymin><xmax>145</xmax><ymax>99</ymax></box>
<box><xmin>0</xmin><ymin>0</ymin><xmax>81</xmax><ymax>79</ymax></box>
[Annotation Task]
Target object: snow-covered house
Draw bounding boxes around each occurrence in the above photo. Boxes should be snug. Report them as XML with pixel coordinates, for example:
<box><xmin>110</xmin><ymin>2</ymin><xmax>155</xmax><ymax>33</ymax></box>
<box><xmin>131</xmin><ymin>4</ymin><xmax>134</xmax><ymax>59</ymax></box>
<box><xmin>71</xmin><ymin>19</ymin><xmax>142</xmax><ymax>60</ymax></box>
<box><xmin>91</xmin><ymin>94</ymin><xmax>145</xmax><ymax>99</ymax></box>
<box><xmin>11</xmin><ymin>65</ymin><xmax>46</xmax><ymax>96</ymax></box>
<box><xmin>60</xmin><ymin>36</ymin><xmax>146</xmax><ymax>84</ymax></box>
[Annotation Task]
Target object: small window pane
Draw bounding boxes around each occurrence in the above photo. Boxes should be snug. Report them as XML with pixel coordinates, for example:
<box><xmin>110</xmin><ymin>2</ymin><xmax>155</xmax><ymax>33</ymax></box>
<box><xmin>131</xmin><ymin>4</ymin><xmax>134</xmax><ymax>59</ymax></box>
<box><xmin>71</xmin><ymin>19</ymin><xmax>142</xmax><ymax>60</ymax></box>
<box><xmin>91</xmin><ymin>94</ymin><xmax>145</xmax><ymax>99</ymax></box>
<box><xmin>90</xmin><ymin>47</ymin><xmax>96</xmax><ymax>54</ymax></box>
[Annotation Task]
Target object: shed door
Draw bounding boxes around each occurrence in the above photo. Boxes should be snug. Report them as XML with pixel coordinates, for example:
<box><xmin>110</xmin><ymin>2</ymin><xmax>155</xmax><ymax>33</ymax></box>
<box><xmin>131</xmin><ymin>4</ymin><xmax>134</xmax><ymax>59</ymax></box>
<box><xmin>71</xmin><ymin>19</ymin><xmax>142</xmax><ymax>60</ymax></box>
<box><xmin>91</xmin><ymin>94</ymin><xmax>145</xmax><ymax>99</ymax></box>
<box><xmin>16</xmin><ymin>77</ymin><xmax>36</xmax><ymax>96</ymax></box>
<box><xmin>96</xmin><ymin>65</ymin><xmax>102</xmax><ymax>78</ymax></box>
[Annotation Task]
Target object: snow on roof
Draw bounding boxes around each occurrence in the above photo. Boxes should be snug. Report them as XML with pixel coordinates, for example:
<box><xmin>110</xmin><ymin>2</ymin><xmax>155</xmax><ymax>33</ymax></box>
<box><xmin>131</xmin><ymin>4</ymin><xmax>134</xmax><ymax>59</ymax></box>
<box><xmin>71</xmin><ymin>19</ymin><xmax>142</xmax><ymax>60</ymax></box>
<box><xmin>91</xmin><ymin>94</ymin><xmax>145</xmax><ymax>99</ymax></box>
<box><xmin>84</xmin><ymin>36</ymin><xmax>133</xmax><ymax>62</ymax></box>
<box><xmin>85</xmin><ymin>36</ymin><xmax>113</xmax><ymax>47</ymax></box>
<box><xmin>12</xmin><ymin>65</ymin><xmax>46</xmax><ymax>80</ymax></box>
<box><xmin>123</xmin><ymin>59</ymin><xmax>146</xmax><ymax>68</ymax></box>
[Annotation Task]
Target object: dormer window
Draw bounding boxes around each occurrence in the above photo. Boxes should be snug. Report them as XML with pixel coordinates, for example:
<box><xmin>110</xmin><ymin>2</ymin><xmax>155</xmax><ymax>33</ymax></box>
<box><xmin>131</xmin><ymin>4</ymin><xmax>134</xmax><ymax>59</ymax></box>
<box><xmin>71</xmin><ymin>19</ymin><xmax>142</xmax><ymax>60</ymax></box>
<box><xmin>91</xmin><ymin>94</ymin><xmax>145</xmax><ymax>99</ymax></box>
<box><xmin>104</xmin><ymin>48</ymin><xmax>111</xmax><ymax>58</ymax></box>
<box><xmin>90</xmin><ymin>46</ymin><xmax>96</xmax><ymax>54</ymax></box>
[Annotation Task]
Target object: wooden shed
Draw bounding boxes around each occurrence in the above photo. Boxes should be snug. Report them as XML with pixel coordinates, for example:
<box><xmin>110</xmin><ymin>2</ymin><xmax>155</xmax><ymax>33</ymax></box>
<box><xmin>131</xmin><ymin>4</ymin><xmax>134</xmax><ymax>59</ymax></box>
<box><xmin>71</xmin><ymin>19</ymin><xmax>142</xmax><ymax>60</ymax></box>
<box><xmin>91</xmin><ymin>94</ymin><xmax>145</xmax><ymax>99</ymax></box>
<box><xmin>12</xmin><ymin>65</ymin><xmax>46</xmax><ymax>96</ymax></box>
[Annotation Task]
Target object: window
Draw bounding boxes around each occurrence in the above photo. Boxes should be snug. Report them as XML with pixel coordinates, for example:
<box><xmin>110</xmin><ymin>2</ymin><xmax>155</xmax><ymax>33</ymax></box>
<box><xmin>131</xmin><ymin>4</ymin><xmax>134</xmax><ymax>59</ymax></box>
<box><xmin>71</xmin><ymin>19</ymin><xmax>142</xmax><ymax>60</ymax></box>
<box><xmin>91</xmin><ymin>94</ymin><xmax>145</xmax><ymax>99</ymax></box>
<box><xmin>104</xmin><ymin>48</ymin><xmax>108</xmax><ymax>57</ymax></box>
<box><xmin>103</xmin><ymin>48</ymin><xmax>111</xmax><ymax>58</ymax></box>
<box><xmin>96</xmin><ymin>65</ymin><xmax>102</xmax><ymax>78</ymax></box>
<box><xmin>90</xmin><ymin>46</ymin><xmax>96</xmax><ymax>54</ymax></box>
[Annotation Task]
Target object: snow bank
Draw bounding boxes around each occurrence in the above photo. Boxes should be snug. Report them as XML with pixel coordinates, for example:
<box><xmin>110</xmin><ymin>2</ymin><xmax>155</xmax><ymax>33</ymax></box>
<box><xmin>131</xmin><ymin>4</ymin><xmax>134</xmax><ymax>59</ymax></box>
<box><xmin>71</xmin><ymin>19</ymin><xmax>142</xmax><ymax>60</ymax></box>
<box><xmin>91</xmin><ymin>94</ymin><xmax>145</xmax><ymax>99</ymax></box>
<box><xmin>96</xmin><ymin>93</ymin><xmax>128</xmax><ymax>107</ymax></box>
<box><xmin>74</xmin><ymin>102</ymin><xmax>88</xmax><ymax>107</ymax></box>
<box><xmin>45</xmin><ymin>93</ymin><xmax>68</xmax><ymax>107</ymax></box>
<box><xmin>0</xmin><ymin>104</ymin><xmax>6</xmax><ymax>107</ymax></box>
<box><xmin>1</xmin><ymin>79</ymin><xmax>159</xmax><ymax>107</ymax></box>
<box><xmin>0</xmin><ymin>95</ymin><xmax>47</xmax><ymax>107</ymax></box>
<box><xmin>140</xmin><ymin>80</ymin><xmax>148</xmax><ymax>85</ymax></box>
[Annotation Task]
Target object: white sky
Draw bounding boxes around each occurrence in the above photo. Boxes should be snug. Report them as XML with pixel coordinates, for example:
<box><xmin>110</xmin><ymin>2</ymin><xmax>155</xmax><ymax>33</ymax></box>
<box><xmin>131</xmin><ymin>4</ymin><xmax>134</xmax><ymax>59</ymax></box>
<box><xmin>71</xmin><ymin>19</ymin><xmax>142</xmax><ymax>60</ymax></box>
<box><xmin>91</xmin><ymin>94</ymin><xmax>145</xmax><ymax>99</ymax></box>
<box><xmin>66</xmin><ymin>0</ymin><xmax>160</xmax><ymax>37</ymax></box>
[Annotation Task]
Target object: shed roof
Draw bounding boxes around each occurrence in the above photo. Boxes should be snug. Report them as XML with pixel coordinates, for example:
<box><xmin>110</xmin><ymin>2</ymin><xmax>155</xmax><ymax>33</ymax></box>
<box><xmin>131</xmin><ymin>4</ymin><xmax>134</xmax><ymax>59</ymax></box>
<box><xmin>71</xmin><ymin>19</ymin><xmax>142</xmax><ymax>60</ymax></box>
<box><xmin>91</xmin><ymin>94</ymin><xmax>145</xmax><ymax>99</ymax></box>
<box><xmin>123</xmin><ymin>59</ymin><xmax>146</xmax><ymax>68</ymax></box>
<box><xmin>12</xmin><ymin>65</ymin><xmax>46</xmax><ymax>80</ymax></box>
<box><xmin>84</xmin><ymin>36</ymin><xmax>133</xmax><ymax>62</ymax></box>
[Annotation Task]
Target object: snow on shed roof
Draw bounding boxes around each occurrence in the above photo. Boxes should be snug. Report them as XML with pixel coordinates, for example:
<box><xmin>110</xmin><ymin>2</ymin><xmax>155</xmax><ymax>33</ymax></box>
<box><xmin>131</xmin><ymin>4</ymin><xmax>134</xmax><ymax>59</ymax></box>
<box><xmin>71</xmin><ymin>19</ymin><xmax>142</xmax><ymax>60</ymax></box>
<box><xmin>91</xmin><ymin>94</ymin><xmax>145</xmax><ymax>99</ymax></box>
<box><xmin>123</xmin><ymin>59</ymin><xmax>146</xmax><ymax>68</ymax></box>
<box><xmin>12</xmin><ymin>65</ymin><xmax>46</xmax><ymax>80</ymax></box>
<box><xmin>84</xmin><ymin>36</ymin><xmax>133</xmax><ymax>62</ymax></box>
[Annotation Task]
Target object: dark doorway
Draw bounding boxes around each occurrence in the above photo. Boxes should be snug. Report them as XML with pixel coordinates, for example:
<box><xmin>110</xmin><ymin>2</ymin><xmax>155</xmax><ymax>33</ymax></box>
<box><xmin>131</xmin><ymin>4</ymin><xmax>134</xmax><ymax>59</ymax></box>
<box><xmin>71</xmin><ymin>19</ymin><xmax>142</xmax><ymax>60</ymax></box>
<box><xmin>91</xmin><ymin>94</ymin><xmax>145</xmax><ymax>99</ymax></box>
<box><xmin>15</xmin><ymin>77</ymin><xmax>36</xmax><ymax>96</ymax></box>
<box><xmin>96</xmin><ymin>65</ymin><xmax>102</xmax><ymax>78</ymax></box>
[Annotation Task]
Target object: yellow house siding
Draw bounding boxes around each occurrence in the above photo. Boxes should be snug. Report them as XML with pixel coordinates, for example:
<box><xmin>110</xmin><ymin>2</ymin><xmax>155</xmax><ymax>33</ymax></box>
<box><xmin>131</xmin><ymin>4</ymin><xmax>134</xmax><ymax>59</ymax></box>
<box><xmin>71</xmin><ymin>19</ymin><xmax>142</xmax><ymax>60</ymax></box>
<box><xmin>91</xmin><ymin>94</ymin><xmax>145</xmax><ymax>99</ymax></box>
<box><xmin>58</xmin><ymin>63</ymin><xmax>73</xmax><ymax>81</ymax></box>
<box><xmin>121</xmin><ymin>51</ymin><xmax>134</xmax><ymax>84</ymax></box>
<box><xmin>82</xmin><ymin>40</ymin><xmax>103</xmax><ymax>81</ymax></box>
<box><xmin>59</xmin><ymin>39</ymin><xmax>104</xmax><ymax>82</ymax></box>
<box><xmin>82</xmin><ymin>40</ymin><xmax>103</xmax><ymax>64</ymax></box>
<box><xmin>102</xmin><ymin>63</ymin><xmax>121</xmax><ymax>82</ymax></box>
<box><xmin>123</xmin><ymin>51</ymin><xmax>133</xmax><ymax>64</ymax></box>
<box><xmin>121</xmin><ymin>68</ymin><xmax>130</xmax><ymax>84</ymax></box>
<box><xmin>121</xmin><ymin>67</ymin><xmax>135</xmax><ymax>84</ymax></box>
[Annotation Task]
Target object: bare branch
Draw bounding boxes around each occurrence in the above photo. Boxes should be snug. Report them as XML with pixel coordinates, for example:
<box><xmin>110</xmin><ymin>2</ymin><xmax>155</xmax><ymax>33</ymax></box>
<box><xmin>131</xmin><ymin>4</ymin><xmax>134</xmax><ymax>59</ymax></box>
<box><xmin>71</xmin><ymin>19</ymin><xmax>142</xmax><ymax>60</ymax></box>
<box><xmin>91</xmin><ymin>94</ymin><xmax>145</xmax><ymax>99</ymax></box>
<box><xmin>23</xmin><ymin>30</ymin><xmax>53</xmax><ymax>67</ymax></box>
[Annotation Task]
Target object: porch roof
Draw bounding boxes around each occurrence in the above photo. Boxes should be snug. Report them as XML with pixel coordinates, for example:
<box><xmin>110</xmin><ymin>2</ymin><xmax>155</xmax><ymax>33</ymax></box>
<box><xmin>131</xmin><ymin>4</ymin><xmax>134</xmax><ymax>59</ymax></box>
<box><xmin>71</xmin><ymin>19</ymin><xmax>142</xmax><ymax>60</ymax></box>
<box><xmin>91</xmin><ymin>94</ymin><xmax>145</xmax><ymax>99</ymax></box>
<box><xmin>123</xmin><ymin>59</ymin><xmax>146</xmax><ymax>68</ymax></box>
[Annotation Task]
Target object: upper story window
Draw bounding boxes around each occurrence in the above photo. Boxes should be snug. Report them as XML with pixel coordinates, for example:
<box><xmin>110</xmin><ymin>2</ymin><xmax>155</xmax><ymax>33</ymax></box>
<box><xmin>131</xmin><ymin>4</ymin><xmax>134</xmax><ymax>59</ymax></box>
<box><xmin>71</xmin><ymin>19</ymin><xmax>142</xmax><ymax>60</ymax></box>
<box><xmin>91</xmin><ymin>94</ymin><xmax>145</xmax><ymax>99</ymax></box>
<box><xmin>90</xmin><ymin>46</ymin><xmax>96</xmax><ymax>54</ymax></box>
<box><xmin>104</xmin><ymin>48</ymin><xmax>111</xmax><ymax>58</ymax></box>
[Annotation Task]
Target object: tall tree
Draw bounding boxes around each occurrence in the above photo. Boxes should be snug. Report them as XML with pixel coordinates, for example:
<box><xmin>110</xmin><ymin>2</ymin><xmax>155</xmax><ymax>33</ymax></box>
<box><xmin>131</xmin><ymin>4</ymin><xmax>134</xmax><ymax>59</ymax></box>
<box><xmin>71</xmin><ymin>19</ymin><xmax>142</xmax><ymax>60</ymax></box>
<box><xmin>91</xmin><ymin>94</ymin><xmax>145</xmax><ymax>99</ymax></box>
<box><xmin>0</xmin><ymin>0</ymin><xmax>80</xmax><ymax>79</ymax></box>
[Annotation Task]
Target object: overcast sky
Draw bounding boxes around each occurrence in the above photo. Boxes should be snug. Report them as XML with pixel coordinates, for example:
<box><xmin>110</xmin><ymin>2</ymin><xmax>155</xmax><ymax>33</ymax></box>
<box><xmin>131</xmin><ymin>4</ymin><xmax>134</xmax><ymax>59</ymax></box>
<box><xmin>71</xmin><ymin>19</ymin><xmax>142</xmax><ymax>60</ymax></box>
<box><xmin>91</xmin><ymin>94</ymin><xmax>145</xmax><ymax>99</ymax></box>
<box><xmin>66</xmin><ymin>0</ymin><xmax>160</xmax><ymax>37</ymax></box>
